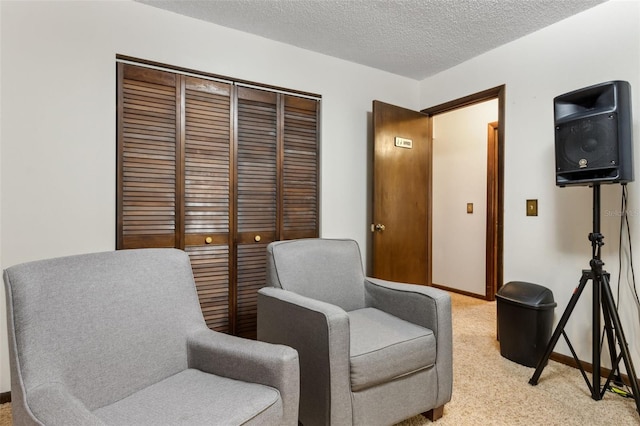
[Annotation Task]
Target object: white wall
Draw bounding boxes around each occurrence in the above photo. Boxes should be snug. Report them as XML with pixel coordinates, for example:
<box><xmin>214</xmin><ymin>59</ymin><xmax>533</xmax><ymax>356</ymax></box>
<box><xmin>0</xmin><ymin>0</ymin><xmax>4</xmax><ymax>397</ymax></box>
<box><xmin>0</xmin><ymin>0</ymin><xmax>418</xmax><ymax>393</ymax></box>
<box><xmin>432</xmin><ymin>99</ymin><xmax>498</xmax><ymax>295</ymax></box>
<box><xmin>420</xmin><ymin>0</ymin><xmax>640</xmax><ymax>369</ymax></box>
<box><xmin>2</xmin><ymin>0</ymin><xmax>639</xmax><ymax>395</ymax></box>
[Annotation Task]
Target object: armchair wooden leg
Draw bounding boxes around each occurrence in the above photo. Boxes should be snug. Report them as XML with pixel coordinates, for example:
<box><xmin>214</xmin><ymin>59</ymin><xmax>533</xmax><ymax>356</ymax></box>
<box><xmin>423</xmin><ymin>405</ymin><xmax>445</xmax><ymax>421</ymax></box>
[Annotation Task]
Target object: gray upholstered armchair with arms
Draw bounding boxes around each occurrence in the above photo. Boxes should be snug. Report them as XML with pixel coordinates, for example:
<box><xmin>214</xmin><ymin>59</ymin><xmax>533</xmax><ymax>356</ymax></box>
<box><xmin>4</xmin><ymin>248</ymin><xmax>299</xmax><ymax>426</ymax></box>
<box><xmin>257</xmin><ymin>238</ymin><xmax>453</xmax><ymax>426</ymax></box>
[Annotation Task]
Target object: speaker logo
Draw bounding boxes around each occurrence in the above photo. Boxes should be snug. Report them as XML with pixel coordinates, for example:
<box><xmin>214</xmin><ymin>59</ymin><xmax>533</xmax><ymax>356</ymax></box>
<box><xmin>579</xmin><ymin>159</ymin><xmax>588</xmax><ymax>168</ymax></box>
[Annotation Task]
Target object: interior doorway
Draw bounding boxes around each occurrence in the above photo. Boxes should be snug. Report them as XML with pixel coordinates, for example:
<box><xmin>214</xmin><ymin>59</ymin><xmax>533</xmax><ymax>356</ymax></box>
<box><xmin>422</xmin><ymin>86</ymin><xmax>505</xmax><ymax>301</ymax></box>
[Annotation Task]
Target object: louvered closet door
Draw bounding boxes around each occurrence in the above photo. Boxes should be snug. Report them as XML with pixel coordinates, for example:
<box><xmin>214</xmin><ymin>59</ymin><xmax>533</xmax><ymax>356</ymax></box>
<box><xmin>183</xmin><ymin>77</ymin><xmax>233</xmax><ymax>333</ymax></box>
<box><xmin>282</xmin><ymin>95</ymin><xmax>320</xmax><ymax>240</ymax></box>
<box><xmin>117</xmin><ymin>64</ymin><xmax>178</xmax><ymax>249</ymax></box>
<box><xmin>235</xmin><ymin>87</ymin><xmax>278</xmax><ymax>338</ymax></box>
<box><xmin>118</xmin><ymin>60</ymin><xmax>320</xmax><ymax>338</ymax></box>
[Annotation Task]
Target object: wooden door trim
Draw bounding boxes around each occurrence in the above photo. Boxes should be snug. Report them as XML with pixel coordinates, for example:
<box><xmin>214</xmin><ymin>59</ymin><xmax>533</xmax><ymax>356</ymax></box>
<box><xmin>421</xmin><ymin>85</ymin><xmax>505</xmax><ymax>300</ymax></box>
<box><xmin>426</xmin><ymin>117</ymin><xmax>433</xmax><ymax>288</ymax></box>
<box><xmin>486</xmin><ymin>122</ymin><xmax>499</xmax><ymax>301</ymax></box>
<box><xmin>421</xmin><ymin>86</ymin><xmax>503</xmax><ymax>116</ymax></box>
<box><xmin>116</xmin><ymin>63</ymin><xmax>124</xmax><ymax>250</ymax></box>
<box><xmin>117</xmin><ymin>54</ymin><xmax>321</xmax><ymax>100</ymax></box>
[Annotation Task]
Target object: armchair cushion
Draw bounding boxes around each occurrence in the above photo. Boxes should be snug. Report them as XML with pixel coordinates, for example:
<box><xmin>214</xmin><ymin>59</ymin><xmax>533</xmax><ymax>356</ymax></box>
<box><xmin>93</xmin><ymin>369</ymin><xmax>282</xmax><ymax>425</ymax></box>
<box><xmin>348</xmin><ymin>308</ymin><xmax>436</xmax><ymax>391</ymax></box>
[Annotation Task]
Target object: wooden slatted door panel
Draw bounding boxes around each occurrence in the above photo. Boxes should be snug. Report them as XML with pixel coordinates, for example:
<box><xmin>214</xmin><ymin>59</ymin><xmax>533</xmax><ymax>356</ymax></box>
<box><xmin>185</xmin><ymin>245</ymin><xmax>230</xmax><ymax>331</ymax></box>
<box><xmin>235</xmin><ymin>87</ymin><xmax>278</xmax><ymax>338</ymax></box>
<box><xmin>236</xmin><ymin>243</ymin><xmax>269</xmax><ymax>338</ymax></box>
<box><xmin>183</xmin><ymin>76</ymin><xmax>233</xmax><ymax>332</ymax></box>
<box><xmin>117</xmin><ymin>63</ymin><xmax>178</xmax><ymax>249</ymax></box>
<box><xmin>282</xmin><ymin>95</ymin><xmax>320</xmax><ymax>240</ymax></box>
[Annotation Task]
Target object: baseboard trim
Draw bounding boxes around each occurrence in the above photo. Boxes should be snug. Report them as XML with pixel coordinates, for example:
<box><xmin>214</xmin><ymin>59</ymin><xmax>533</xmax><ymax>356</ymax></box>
<box><xmin>431</xmin><ymin>282</ymin><xmax>489</xmax><ymax>300</ymax></box>
<box><xmin>0</xmin><ymin>392</ymin><xmax>10</xmax><ymax>404</ymax></box>
<box><xmin>550</xmin><ymin>351</ymin><xmax>640</xmax><ymax>388</ymax></box>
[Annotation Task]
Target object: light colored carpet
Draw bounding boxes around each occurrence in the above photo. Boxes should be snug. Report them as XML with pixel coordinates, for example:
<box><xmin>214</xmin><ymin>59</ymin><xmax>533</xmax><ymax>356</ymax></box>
<box><xmin>0</xmin><ymin>403</ymin><xmax>9</xmax><ymax>426</ymax></box>
<box><xmin>1</xmin><ymin>292</ymin><xmax>638</xmax><ymax>425</ymax></box>
<box><xmin>397</xmin><ymin>292</ymin><xmax>639</xmax><ymax>425</ymax></box>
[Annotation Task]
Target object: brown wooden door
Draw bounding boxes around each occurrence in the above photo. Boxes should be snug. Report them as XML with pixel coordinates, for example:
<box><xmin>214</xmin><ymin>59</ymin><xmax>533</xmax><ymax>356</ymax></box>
<box><xmin>372</xmin><ymin>101</ymin><xmax>430</xmax><ymax>285</ymax></box>
<box><xmin>182</xmin><ymin>76</ymin><xmax>233</xmax><ymax>332</ymax></box>
<box><xmin>234</xmin><ymin>89</ymin><xmax>320</xmax><ymax>338</ymax></box>
<box><xmin>118</xmin><ymin>65</ymin><xmax>235</xmax><ymax>333</ymax></box>
<box><xmin>235</xmin><ymin>87</ymin><xmax>278</xmax><ymax>338</ymax></box>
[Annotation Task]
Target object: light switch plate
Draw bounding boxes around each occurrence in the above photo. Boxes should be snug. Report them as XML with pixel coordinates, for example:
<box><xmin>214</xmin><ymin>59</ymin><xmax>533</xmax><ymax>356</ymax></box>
<box><xmin>527</xmin><ymin>199</ymin><xmax>538</xmax><ymax>216</ymax></box>
<box><xmin>467</xmin><ymin>203</ymin><xmax>473</xmax><ymax>214</ymax></box>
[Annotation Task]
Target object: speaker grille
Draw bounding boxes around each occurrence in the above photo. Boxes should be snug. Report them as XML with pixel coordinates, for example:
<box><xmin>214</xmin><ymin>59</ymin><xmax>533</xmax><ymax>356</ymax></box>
<box><xmin>555</xmin><ymin>112</ymin><xmax>618</xmax><ymax>173</ymax></box>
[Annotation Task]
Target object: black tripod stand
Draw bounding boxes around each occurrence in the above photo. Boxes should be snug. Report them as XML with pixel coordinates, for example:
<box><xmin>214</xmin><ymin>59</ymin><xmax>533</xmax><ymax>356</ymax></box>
<box><xmin>529</xmin><ymin>184</ymin><xmax>640</xmax><ymax>416</ymax></box>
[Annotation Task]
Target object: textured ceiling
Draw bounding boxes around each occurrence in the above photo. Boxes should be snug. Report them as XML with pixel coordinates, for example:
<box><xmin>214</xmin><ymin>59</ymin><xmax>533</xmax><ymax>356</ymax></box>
<box><xmin>137</xmin><ymin>0</ymin><xmax>605</xmax><ymax>80</ymax></box>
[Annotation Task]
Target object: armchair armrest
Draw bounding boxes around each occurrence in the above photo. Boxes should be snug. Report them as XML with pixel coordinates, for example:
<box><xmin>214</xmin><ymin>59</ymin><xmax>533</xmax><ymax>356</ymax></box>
<box><xmin>187</xmin><ymin>328</ymin><xmax>299</xmax><ymax>426</ymax></box>
<box><xmin>364</xmin><ymin>277</ymin><xmax>452</xmax><ymax>407</ymax></box>
<box><xmin>26</xmin><ymin>383</ymin><xmax>106</xmax><ymax>426</ymax></box>
<box><xmin>257</xmin><ymin>286</ymin><xmax>352</xmax><ymax>426</ymax></box>
<box><xmin>364</xmin><ymin>277</ymin><xmax>451</xmax><ymax>330</ymax></box>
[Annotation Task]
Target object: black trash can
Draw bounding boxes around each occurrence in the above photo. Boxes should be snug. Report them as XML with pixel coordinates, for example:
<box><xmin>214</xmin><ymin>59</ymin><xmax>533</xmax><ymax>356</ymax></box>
<box><xmin>496</xmin><ymin>281</ymin><xmax>557</xmax><ymax>367</ymax></box>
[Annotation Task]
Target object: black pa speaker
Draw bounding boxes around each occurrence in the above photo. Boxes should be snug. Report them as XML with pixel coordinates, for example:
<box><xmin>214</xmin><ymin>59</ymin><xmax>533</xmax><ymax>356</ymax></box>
<box><xmin>554</xmin><ymin>80</ymin><xmax>634</xmax><ymax>187</ymax></box>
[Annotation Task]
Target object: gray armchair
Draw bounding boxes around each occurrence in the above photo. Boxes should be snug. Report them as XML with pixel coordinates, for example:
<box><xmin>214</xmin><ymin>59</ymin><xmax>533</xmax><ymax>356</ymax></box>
<box><xmin>4</xmin><ymin>248</ymin><xmax>299</xmax><ymax>426</ymax></box>
<box><xmin>257</xmin><ymin>238</ymin><xmax>452</xmax><ymax>426</ymax></box>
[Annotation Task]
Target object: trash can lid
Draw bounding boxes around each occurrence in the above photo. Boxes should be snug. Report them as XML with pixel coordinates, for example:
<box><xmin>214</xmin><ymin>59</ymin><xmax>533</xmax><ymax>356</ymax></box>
<box><xmin>496</xmin><ymin>281</ymin><xmax>557</xmax><ymax>309</ymax></box>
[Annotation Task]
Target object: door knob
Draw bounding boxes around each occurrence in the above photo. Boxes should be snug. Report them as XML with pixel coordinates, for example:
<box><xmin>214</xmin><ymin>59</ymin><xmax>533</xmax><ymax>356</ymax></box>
<box><xmin>373</xmin><ymin>224</ymin><xmax>386</xmax><ymax>232</ymax></box>
<box><xmin>205</xmin><ymin>236</ymin><xmax>213</xmax><ymax>244</ymax></box>
<box><xmin>254</xmin><ymin>235</ymin><xmax>261</xmax><ymax>242</ymax></box>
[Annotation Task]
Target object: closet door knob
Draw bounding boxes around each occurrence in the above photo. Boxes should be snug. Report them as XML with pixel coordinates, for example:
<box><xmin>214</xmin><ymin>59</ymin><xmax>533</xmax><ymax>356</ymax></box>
<box><xmin>254</xmin><ymin>235</ymin><xmax>261</xmax><ymax>242</ymax></box>
<box><xmin>205</xmin><ymin>236</ymin><xmax>213</xmax><ymax>244</ymax></box>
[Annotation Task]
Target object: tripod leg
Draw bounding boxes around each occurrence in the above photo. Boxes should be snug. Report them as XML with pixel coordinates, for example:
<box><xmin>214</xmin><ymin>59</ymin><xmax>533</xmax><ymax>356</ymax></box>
<box><xmin>530</xmin><ymin>272</ymin><xmax>590</xmax><ymax>385</ymax></box>
<box><xmin>593</xmin><ymin>267</ymin><xmax>602</xmax><ymax>400</ymax></box>
<box><xmin>562</xmin><ymin>329</ymin><xmax>595</xmax><ymax>396</ymax></box>
<box><xmin>600</xmin><ymin>274</ymin><xmax>640</xmax><ymax>415</ymax></box>
<box><xmin>600</xmin><ymin>278</ymin><xmax>623</xmax><ymax>397</ymax></box>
